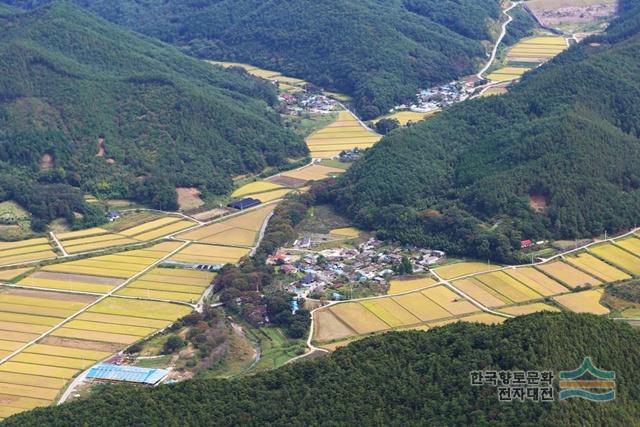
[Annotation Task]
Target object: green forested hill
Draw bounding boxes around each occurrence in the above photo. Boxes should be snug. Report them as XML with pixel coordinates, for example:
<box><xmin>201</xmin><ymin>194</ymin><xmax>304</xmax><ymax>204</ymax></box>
<box><xmin>328</xmin><ymin>0</ymin><xmax>640</xmax><ymax>262</ymax></box>
<box><xmin>0</xmin><ymin>2</ymin><xmax>305</xmax><ymax>219</ymax></box>
<box><xmin>2</xmin><ymin>0</ymin><xmax>502</xmax><ymax>119</ymax></box>
<box><xmin>4</xmin><ymin>313</ymin><xmax>640</xmax><ymax>425</ymax></box>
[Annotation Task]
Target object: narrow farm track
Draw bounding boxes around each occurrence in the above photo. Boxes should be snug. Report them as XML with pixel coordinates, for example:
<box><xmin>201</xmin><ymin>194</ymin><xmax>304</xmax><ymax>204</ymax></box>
<box><xmin>49</xmin><ymin>232</ymin><xmax>68</xmax><ymax>257</ymax></box>
<box><xmin>477</xmin><ymin>1</ymin><xmax>521</xmax><ymax>80</ymax></box>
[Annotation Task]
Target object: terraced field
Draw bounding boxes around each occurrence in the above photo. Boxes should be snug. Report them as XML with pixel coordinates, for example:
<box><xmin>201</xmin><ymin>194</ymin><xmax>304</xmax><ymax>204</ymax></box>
<box><xmin>305</xmin><ymin>111</ymin><xmax>381</xmax><ymax>158</ymax></box>
<box><xmin>0</xmin><ymin>238</ymin><xmax>56</xmax><ymax>267</ymax></box>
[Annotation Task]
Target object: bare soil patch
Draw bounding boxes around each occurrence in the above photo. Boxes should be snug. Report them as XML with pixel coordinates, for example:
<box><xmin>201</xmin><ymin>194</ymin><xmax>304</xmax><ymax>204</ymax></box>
<box><xmin>2</xmin><ymin>287</ymin><xmax>98</xmax><ymax>303</ymax></box>
<box><xmin>527</xmin><ymin>1</ymin><xmax>617</xmax><ymax>26</ymax></box>
<box><xmin>96</xmin><ymin>137</ymin><xmax>105</xmax><ymax>157</ymax></box>
<box><xmin>266</xmin><ymin>175</ymin><xmax>308</xmax><ymax>188</ymax></box>
<box><xmin>39</xmin><ymin>153</ymin><xmax>53</xmax><ymax>170</ymax></box>
<box><xmin>192</xmin><ymin>208</ymin><xmax>229</xmax><ymax>221</ymax></box>
<box><xmin>529</xmin><ymin>194</ymin><xmax>548</xmax><ymax>213</ymax></box>
<box><xmin>40</xmin><ymin>336</ymin><xmax>122</xmax><ymax>353</ymax></box>
<box><xmin>31</xmin><ymin>271</ymin><xmax>124</xmax><ymax>286</ymax></box>
<box><xmin>176</xmin><ymin>187</ymin><xmax>204</xmax><ymax>211</ymax></box>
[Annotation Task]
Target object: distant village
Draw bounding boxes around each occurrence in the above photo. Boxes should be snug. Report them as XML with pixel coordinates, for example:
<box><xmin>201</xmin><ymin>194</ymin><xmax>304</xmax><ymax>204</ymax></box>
<box><xmin>268</xmin><ymin>236</ymin><xmax>445</xmax><ymax>301</ymax></box>
<box><xmin>278</xmin><ymin>90</ymin><xmax>338</xmax><ymax>115</ymax></box>
<box><xmin>388</xmin><ymin>79</ymin><xmax>480</xmax><ymax>116</ymax></box>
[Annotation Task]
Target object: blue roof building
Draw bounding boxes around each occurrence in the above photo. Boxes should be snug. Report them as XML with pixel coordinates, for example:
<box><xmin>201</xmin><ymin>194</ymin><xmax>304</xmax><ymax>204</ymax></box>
<box><xmin>228</xmin><ymin>198</ymin><xmax>261</xmax><ymax>210</ymax></box>
<box><xmin>87</xmin><ymin>364</ymin><xmax>169</xmax><ymax>386</ymax></box>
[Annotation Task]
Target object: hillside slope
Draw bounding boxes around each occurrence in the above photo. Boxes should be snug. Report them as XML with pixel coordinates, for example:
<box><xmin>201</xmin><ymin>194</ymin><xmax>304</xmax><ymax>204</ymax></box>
<box><xmin>0</xmin><ymin>2</ymin><xmax>305</xmax><ymax>218</ymax></box>
<box><xmin>2</xmin><ymin>0</ymin><xmax>502</xmax><ymax>119</ymax></box>
<box><xmin>4</xmin><ymin>313</ymin><xmax>640</xmax><ymax>425</ymax></box>
<box><xmin>329</xmin><ymin>0</ymin><xmax>640</xmax><ymax>262</ymax></box>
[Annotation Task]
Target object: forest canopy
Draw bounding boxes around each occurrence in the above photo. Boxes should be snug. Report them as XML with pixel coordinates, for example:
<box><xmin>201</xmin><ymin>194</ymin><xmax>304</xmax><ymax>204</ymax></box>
<box><xmin>1</xmin><ymin>0</ymin><xmax>502</xmax><ymax>119</ymax></box>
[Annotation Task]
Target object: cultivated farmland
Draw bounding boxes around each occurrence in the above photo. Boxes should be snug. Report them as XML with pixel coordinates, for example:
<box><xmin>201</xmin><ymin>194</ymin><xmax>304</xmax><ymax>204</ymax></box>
<box><xmin>387</xmin><ymin>276</ymin><xmax>436</xmax><ymax>295</ymax></box>
<box><xmin>280</xmin><ymin>164</ymin><xmax>345</xmax><ymax>181</ymax></box>
<box><xmin>537</xmin><ymin>261</ymin><xmax>602</xmax><ymax>288</ymax></box>
<box><xmin>433</xmin><ymin>262</ymin><xmax>499</xmax><ymax>280</ymax></box>
<box><xmin>590</xmin><ymin>244</ymin><xmax>640</xmax><ymax>275</ymax></box>
<box><xmin>0</xmin><ymin>238</ymin><xmax>56</xmax><ymax>267</ymax></box>
<box><xmin>553</xmin><ymin>289</ymin><xmax>609</xmax><ymax>315</ymax></box>
<box><xmin>305</xmin><ymin>111</ymin><xmax>381</xmax><ymax>158</ymax></box>
<box><xmin>564</xmin><ymin>253</ymin><xmax>631</xmax><ymax>282</ymax></box>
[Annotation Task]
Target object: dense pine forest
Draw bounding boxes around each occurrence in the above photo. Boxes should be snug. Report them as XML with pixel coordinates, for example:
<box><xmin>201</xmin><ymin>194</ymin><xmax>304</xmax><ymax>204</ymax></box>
<box><xmin>4</xmin><ymin>313</ymin><xmax>640</xmax><ymax>425</ymax></box>
<box><xmin>0</xmin><ymin>2</ymin><xmax>306</xmax><ymax>219</ymax></box>
<box><xmin>1</xmin><ymin>0</ymin><xmax>502</xmax><ymax>119</ymax></box>
<box><xmin>329</xmin><ymin>0</ymin><xmax>640</xmax><ymax>263</ymax></box>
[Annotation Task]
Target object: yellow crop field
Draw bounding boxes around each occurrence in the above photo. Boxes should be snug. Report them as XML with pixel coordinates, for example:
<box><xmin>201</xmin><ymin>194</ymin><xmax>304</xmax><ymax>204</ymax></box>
<box><xmin>227</xmin><ymin>205</ymin><xmax>276</xmax><ymax>231</ymax></box>
<box><xmin>99</xmin><ymin>254</ymin><xmax>156</xmax><ymax>265</ymax></box>
<box><xmin>171</xmin><ymin>244</ymin><xmax>250</xmax><ymax>265</ymax></box>
<box><xmin>0</xmin><ymin>371</ymin><xmax>67</xmax><ymax>389</ymax></box>
<box><xmin>0</xmin><ymin>250</ymin><xmax>57</xmax><ymax>266</ymax></box>
<box><xmin>476</xmin><ymin>271</ymin><xmax>543</xmax><ymax>302</ymax></box>
<box><xmin>133</xmin><ymin>220</ymin><xmax>196</xmax><ymax>241</ymax></box>
<box><xmin>0</xmin><ymin>340</ymin><xmax>23</xmax><ymax>352</ymax></box>
<box><xmin>128</xmin><ymin>281</ymin><xmax>205</xmax><ymax>294</ymax></box>
<box><xmin>52</xmin><ymin>327</ymin><xmax>140</xmax><ymax>345</ymax></box>
<box><xmin>65</xmin><ymin>319</ymin><xmax>156</xmax><ymax>337</ymax></box>
<box><xmin>200</xmin><ymin>227</ymin><xmax>257</xmax><ymax>247</ymax></box>
<box><xmin>0</xmin><ymin>244</ymin><xmax>52</xmax><ymax>258</ymax></box>
<box><xmin>18</xmin><ymin>277</ymin><xmax>115</xmax><ymax>294</ymax></box>
<box><xmin>564</xmin><ymin>253</ymin><xmax>631</xmax><ymax>282</ymax></box>
<box><xmin>361</xmin><ymin>298</ymin><xmax>420</xmax><ymax>327</ymax></box>
<box><xmin>506</xmin><ymin>36</ymin><xmax>568</xmax><ymax>62</ymax></box>
<box><xmin>0</xmin><ymin>321</ymin><xmax>49</xmax><ymax>334</ymax></box>
<box><xmin>0</xmin><ymin>361</ymin><xmax>77</xmax><ymax>379</ymax></box>
<box><xmin>460</xmin><ymin>313</ymin><xmax>506</xmax><ymax>325</ymax></box>
<box><xmin>387</xmin><ymin>277</ymin><xmax>436</xmax><ymax>295</ymax></box>
<box><xmin>590</xmin><ymin>244</ymin><xmax>640</xmax><ymax>275</ymax></box>
<box><xmin>375</xmin><ymin>110</ymin><xmax>437</xmax><ymax>125</ymax></box>
<box><xmin>615</xmin><ymin>237</ymin><xmax>640</xmax><ymax>256</ymax></box>
<box><xmin>433</xmin><ymin>262</ymin><xmax>498</xmax><ymax>280</ymax></box>
<box><xmin>88</xmin><ymin>297</ymin><xmax>191</xmax><ymax>321</ymax></box>
<box><xmin>0</xmin><ymin>394</ymin><xmax>51</xmax><ymax>410</ymax></box>
<box><xmin>252</xmin><ymin>189</ymin><xmax>292</xmax><ymax>203</ymax></box>
<box><xmin>504</xmin><ymin>267</ymin><xmax>569</xmax><ymax>295</ymax></box>
<box><xmin>25</xmin><ymin>344</ymin><xmax>110</xmax><ymax>361</ymax></box>
<box><xmin>116</xmin><ymin>287</ymin><xmax>200</xmax><ymax>303</ymax></box>
<box><xmin>0</xmin><ymin>268</ymin><xmax>31</xmax><ymax>281</ymax></box>
<box><xmin>393</xmin><ymin>292</ymin><xmax>451</xmax><ymax>322</ymax></box>
<box><xmin>553</xmin><ymin>289</ymin><xmax>609</xmax><ymax>315</ymax></box>
<box><xmin>119</xmin><ymin>217</ymin><xmax>181</xmax><ymax>237</ymax></box>
<box><xmin>11</xmin><ymin>353</ymin><xmax>93</xmax><ymax>370</ymax></box>
<box><xmin>305</xmin><ymin>112</ymin><xmax>381</xmax><ymax>158</ymax></box>
<box><xmin>488</xmin><ymin>67</ymin><xmax>529</xmax><ymax>82</ymax></box>
<box><xmin>421</xmin><ymin>286</ymin><xmax>477</xmax><ymax>315</ymax></box>
<box><xmin>0</xmin><ymin>238</ymin><xmax>48</xmax><ymax>251</ymax></box>
<box><xmin>0</xmin><ymin>302</ymin><xmax>73</xmax><ymax>319</ymax></box>
<box><xmin>281</xmin><ymin>164</ymin><xmax>345</xmax><ymax>181</ymax></box>
<box><xmin>147</xmin><ymin>268</ymin><xmax>213</xmax><ymax>279</ymax></box>
<box><xmin>232</xmin><ymin>181</ymin><xmax>284</xmax><ymax>198</ymax></box>
<box><xmin>75</xmin><ymin>313</ymin><xmax>171</xmax><ymax>329</ymax></box>
<box><xmin>42</xmin><ymin>264</ymin><xmax>132</xmax><ymax>279</ymax></box>
<box><xmin>62</xmin><ymin>233</ymin><xmax>126</xmax><ymax>246</ymax></box>
<box><xmin>329</xmin><ymin>227</ymin><xmax>361</xmax><ymax>238</ymax></box>
<box><xmin>452</xmin><ymin>278</ymin><xmax>507</xmax><ymax>307</ymax></box>
<box><xmin>0</xmin><ymin>312</ymin><xmax>60</xmax><ymax>327</ymax></box>
<box><xmin>0</xmin><ymin>382</ymin><xmax>59</xmax><ymax>400</ymax></box>
<box><xmin>64</xmin><ymin>238</ymin><xmax>139</xmax><ymax>254</ymax></box>
<box><xmin>0</xmin><ymin>294</ymin><xmax>87</xmax><ymax>311</ymax></box>
<box><xmin>500</xmin><ymin>303</ymin><xmax>560</xmax><ymax>316</ymax></box>
<box><xmin>313</xmin><ymin>309</ymin><xmax>356</xmax><ymax>342</ymax></box>
<box><xmin>537</xmin><ymin>262</ymin><xmax>602</xmax><ymax>288</ymax></box>
<box><xmin>330</xmin><ymin>302</ymin><xmax>390</xmax><ymax>334</ymax></box>
<box><xmin>0</xmin><ymin>331</ymin><xmax>38</xmax><ymax>342</ymax></box>
<box><xmin>57</xmin><ymin>228</ymin><xmax>108</xmax><ymax>240</ymax></box>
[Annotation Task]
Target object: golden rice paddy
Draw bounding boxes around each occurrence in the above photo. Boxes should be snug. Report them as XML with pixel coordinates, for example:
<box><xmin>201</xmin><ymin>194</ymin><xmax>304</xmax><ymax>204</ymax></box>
<box><xmin>506</xmin><ymin>36</ymin><xmax>568</xmax><ymax>62</ymax></box>
<box><xmin>590</xmin><ymin>244</ymin><xmax>640</xmax><ymax>275</ymax></box>
<box><xmin>329</xmin><ymin>302</ymin><xmax>389</xmax><ymax>335</ymax></box>
<box><xmin>281</xmin><ymin>164</ymin><xmax>345</xmax><ymax>181</ymax></box>
<box><xmin>614</xmin><ymin>237</ymin><xmax>640</xmax><ymax>256</ymax></box>
<box><xmin>553</xmin><ymin>289</ymin><xmax>609</xmax><ymax>315</ymax></box>
<box><xmin>503</xmin><ymin>267</ymin><xmax>569</xmax><ymax>295</ymax></box>
<box><xmin>433</xmin><ymin>262</ymin><xmax>499</xmax><ymax>280</ymax></box>
<box><xmin>487</xmin><ymin>66</ymin><xmax>530</xmax><ymax>82</ymax></box>
<box><xmin>306</xmin><ymin>111</ymin><xmax>381</xmax><ymax>158</ymax></box>
<box><xmin>499</xmin><ymin>303</ymin><xmax>560</xmax><ymax>316</ymax></box>
<box><xmin>361</xmin><ymin>298</ymin><xmax>420</xmax><ymax>327</ymax></box>
<box><xmin>392</xmin><ymin>292</ymin><xmax>451</xmax><ymax>321</ymax></box>
<box><xmin>169</xmin><ymin>244</ymin><xmax>250</xmax><ymax>265</ymax></box>
<box><xmin>232</xmin><ymin>181</ymin><xmax>284</xmax><ymax>198</ymax></box>
<box><xmin>452</xmin><ymin>278</ymin><xmax>508</xmax><ymax>308</ymax></box>
<box><xmin>0</xmin><ymin>268</ymin><xmax>30</xmax><ymax>281</ymax></box>
<box><xmin>375</xmin><ymin>110</ymin><xmax>438</xmax><ymax>125</ymax></box>
<box><xmin>474</xmin><ymin>271</ymin><xmax>543</xmax><ymax>303</ymax></box>
<box><xmin>329</xmin><ymin>227</ymin><xmax>361</xmax><ymax>238</ymax></box>
<box><xmin>564</xmin><ymin>252</ymin><xmax>631</xmax><ymax>282</ymax></box>
<box><xmin>537</xmin><ymin>261</ymin><xmax>603</xmax><ymax>288</ymax></box>
<box><xmin>387</xmin><ymin>276</ymin><xmax>436</xmax><ymax>295</ymax></box>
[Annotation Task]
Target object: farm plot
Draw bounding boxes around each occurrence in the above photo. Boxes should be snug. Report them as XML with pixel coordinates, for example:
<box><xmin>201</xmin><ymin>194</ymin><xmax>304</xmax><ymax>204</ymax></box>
<box><xmin>281</xmin><ymin>164</ymin><xmax>345</xmax><ymax>181</ymax></box>
<box><xmin>313</xmin><ymin>309</ymin><xmax>356</xmax><ymax>342</ymax></box>
<box><xmin>169</xmin><ymin>244</ymin><xmax>250</xmax><ymax>265</ymax></box>
<box><xmin>499</xmin><ymin>303</ymin><xmax>560</xmax><ymax>316</ymax></box>
<box><xmin>506</xmin><ymin>36</ymin><xmax>568</xmax><ymax>63</ymax></box>
<box><xmin>458</xmin><ymin>313</ymin><xmax>506</xmax><ymax>325</ymax></box>
<box><xmin>614</xmin><ymin>237</ymin><xmax>640</xmax><ymax>257</ymax></box>
<box><xmin>392</xmin><ymin>292</ymin><xmax>451</xmax><ymax>321</ymax></box>
<box><xmin>55</xmin><ymin>228</ymin><xmax>108</xmax><ymax>240</ymax></box>
<box><xmin>41</xmin><ymin>242</ymin><xmax>182</xmax><ymax>280</ymax></box>
<box><xmin>590</xmin><ymin>244</ymin><xmax>640</xmax><ymax>276</ymax></box>
<box><xmin>306</xmin><ymin>111</ymin><xmax>381</xmax><ymax>158</ymax></box>
<box><xmin>537</xmin><ymin>261</ymin><xmax>603</xmax><ymax>288</ymax></box>
<box><xmin>473</xmin><ymin>271</ymin><xmax>543</xmax><ymax>303</ymax></box>
<box><xmin>487</xmin><ymin>66</ymin><xmax>530</xmax><ymax>82</ymax></box>
<box><xmin>421</xmin><ymin>286</ymin><xmax>478</xmax><ymax>316</ymax></box>
<box><xmin>564</xmin><ymin>253</ymin><xmax>631</xmax><ymax>282</ymax></box>
<box><xmin>0</xmin><ymin>268</ymin><xmax>31</xmax><ymax>281</ymax></box>
<box><xmin>0</xmin><ymin>238</ymin><xmax>56</xmax><ymax>267</ymax></box>
<box><xmin>61</xmin><ymin>234</ymin><xmax>139</xmax><ymax>254</ymax></box>
<box><xmin>232</xmin><ymin>181</ymin><xmax>284</xmax><ymax>198</ymax></box>
<box><xmin>18</xmin><ymin>272</ymin><xmax>124</xmax><ymax>294</ymax></box>
<box><xmin>360</xmin><ymin>298</ymin><xmax>420</xmax><ymax>328</ymax></box>
<box><xmin>504</xmin><ymin>267</ymin><xmax>569</xmax><ymax>295</ymax></box>
<box><xmin>452</xmin><ymin>278</ymin><xmax>508</xmax><ymax>308</ymax></box>
<box><xmin>375</xmin><ymin>110</ymin><xmax>437</xmax><ymax>126</ymax></box>
<box><xmin>329</xmin><ymin>303</ymin><xmax>389</xmax><ymax>335</ymax></box>
<box><xmin>433</xmin><ymin>262</ymin><xmax>499</xmax><ymax>280</ymax></box>
<box><xmin>116</xmin><ymin>267</ymin><xmax>213</xmax><ymax>303</ymax></box>
<box><xmin>553</xmin><ymin>289</ymin><xmax>609</xmax><ymax>315</ymax></box>
<box><xmin>87</xmin><ymin>297</ymin><xmax>192</xmax><ymax>322</ymax></box>
<box><xmin>329</xmin><ymin>227</ymin><xmax>361</xmax><ymax>238</ymax></box>
<box><xmin>251</xmin><ymin>189</ymin><xmax>293</xmax><ymax>203</ymax></box>
<box><xmin>387</xmin><ymin>276</ymin><xmax>436</xmax><ymax>295</ymax></box>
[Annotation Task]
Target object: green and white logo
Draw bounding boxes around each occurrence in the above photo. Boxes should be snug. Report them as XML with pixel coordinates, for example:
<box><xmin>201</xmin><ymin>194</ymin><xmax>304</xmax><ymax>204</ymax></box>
<box><xmin>559</xmin><ymin>357</ymin><xmax>615</xmax><ymax>402</ymax></box>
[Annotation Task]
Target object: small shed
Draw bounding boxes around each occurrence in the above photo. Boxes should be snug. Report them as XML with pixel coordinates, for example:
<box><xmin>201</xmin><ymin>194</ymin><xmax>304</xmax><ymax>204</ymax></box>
<box><xmin>87</xmin><ymin>364</ymin><xmax>169</xmax><ymax>386</ymax></box>
<box><xmin>228</xmin><ymin>198</ymin><xmax>261</xmax><ymax>210</ymax></box>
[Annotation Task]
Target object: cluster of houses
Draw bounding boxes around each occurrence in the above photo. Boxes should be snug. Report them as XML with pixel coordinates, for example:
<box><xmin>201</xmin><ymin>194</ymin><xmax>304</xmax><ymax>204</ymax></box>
<box><xmin>279</xmin><ymin>92</ymin><xmax>338</xmax><ymax>114</ymax></box>
<box><xmin>268</xmin><ymin>237</ymin><xmax>446</xmax><ymax>300</ymax></box>
<box><xmin>389</xmin><ymin>80</ymin><xmax>478</xmax><ymax>116</ymax></box>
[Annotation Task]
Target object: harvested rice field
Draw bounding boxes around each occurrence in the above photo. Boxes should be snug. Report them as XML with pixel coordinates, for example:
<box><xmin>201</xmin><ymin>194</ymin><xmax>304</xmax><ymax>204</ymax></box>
<box><xmin>553</xmin><ymin>289</ymin><xmax>609</xmax><ymax>315</ymax></box>
<box><xmin>387</xmin><ymin>276</ymin><xmax>436</xmax><ymax>295</ymax></box>
<box><xmin>564</xmin><ymin>253</ymin><xmax>631</xmax><ymax>282</ymax></box>
<box><xmin>280</xmin><ymin>164</ymin><xmax>345</xmax><ymax>182</ymax></box>
<box><xmin>329</xmin><ymin>302</ymin><xmax>389</xmax><ymax>335</ymax></box>
<box><xmin>392</xmin><ymin>292</ymin><xmax>451</xmax><ymax>321</ymax></box>
<box><xmin>433</xmin><ymin>262</ymin><xmax>499</xmax><ymax>280</ymax></box>
<box><xmin>499</xmin><ymin>303</ymin><xmax>560</xmax><ymax>316</ymax></box>
<box><xmin>537</xmin><ymin>261</ymin><xmax>603</xmax><ymax>288</ymax></box>
<box><xmin>590</xmin><ymin>244</ymin><xmax>640</xmax><ymax>276</ymax></box>
<box><xmin>306</xmin><ymin>111</ymin><xmax>381</xmax><ymax>158</ymax></box>
<box><xmin>18</xmin><ymin>271</ymin><xmax>123</xmax><ymax>294</ymax></box>
<box><xmin>421</xmin><ymin>286</ymin><xmax>477</xmax><ymax>316</ymax></box>
<box><xmin>452</xmin><ymin>278</ymin><xmax>508</xmax><ymax>308</ymax></box>
<box><xmin>312</xmin><ymin>309</ymin><xmax>356</xmax><ymax>342</ymax></box>
<box><xmin>503</xmin><ymin>267</ymin><xmax>569</xmax><ymax>295</ymax></box>
<box><xmin>474</xmin><ymin>271</ymin><xmax>543</xmax><ymax>303</ymax></box>
<box><xmin>360</xmin><ymin>298</ymin><xmax>420</xmax><ymax>327</ymax></box>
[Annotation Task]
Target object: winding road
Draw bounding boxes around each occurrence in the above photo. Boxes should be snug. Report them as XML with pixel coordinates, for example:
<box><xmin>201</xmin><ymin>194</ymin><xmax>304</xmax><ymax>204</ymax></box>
<box><xmin>477</xmin><ymin>1</ymin><xmax>522</xmax><ymax>80</ymax></box>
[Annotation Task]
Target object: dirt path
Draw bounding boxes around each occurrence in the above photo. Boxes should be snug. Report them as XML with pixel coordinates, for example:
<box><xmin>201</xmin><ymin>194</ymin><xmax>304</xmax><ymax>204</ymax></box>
<box><xmin>477</xmin><ymin>1</ymin><xmax>522</xmax><ymax>79</ymax></box>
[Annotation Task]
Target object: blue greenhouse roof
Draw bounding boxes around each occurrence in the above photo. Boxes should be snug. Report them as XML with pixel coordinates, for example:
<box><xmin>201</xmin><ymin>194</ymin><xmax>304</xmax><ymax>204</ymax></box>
<box><xmin>87</xmin><ymin>364</ymin><xmax>169</xmax><ymax>385</ymax></box>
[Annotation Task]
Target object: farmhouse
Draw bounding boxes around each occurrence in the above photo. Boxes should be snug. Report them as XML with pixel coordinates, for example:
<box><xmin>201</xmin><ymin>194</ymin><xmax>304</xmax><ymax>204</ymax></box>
<box><xmin>228</xmin><ymin>198</ymin><xmax>261</xmax><ymax>210</ymax></box>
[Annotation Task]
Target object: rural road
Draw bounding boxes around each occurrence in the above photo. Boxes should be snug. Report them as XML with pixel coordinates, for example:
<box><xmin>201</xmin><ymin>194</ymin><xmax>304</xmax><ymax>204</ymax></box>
<box><xmin>477</xmin><ymin>1</ymin><xmax>522</xmax><ymax>79</ymax></box>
